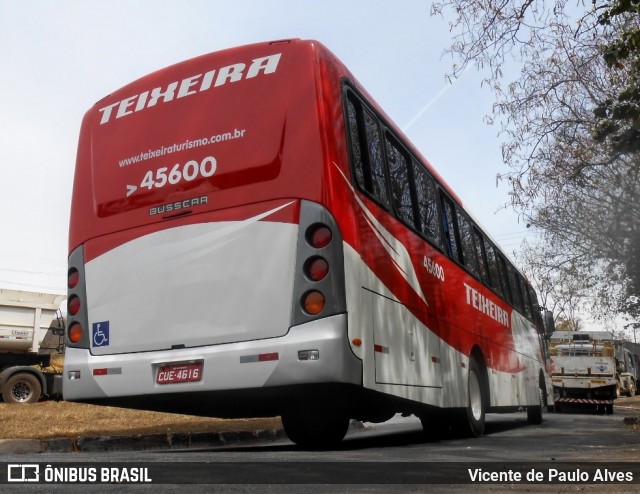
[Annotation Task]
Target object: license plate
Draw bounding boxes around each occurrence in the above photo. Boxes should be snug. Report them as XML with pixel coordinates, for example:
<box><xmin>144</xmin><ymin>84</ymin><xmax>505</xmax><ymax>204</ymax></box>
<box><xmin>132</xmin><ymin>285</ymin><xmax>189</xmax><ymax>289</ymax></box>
<box><xmin>156</xmin><ymin>361</ymin><xmax>203</xmax><ymax>385</ymax></box>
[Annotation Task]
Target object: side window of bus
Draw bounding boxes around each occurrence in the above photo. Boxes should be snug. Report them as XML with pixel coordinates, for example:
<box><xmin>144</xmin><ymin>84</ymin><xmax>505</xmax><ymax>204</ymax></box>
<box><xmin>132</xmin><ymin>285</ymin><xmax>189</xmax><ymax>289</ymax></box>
<box><xmin>497</xmin><ymin>255</ymin><xmax>513</xmax><ymax>306</ymax></box>
<box><xmin>456</xmin><ymin>209</ymin><xmax>480</xmax><ymax>279</ymax></box>
<box><xmin>345</xmin><ymin>98</ymin><xmax>367</xmax><ymax>192</ymax></box>
<box><xmin>412</xmin><ymin>160</ymin><xmax>444</xmax><ymax>249</ymax></box>
<box><xmin>519</xmin><ymin>276</ymin><xmax>533</xmax><ymax>320</ymax></box>
<box><xmin>386</xmin><ymin>134</ymin><xmax>416</xmax><ymax>229</ymax></box>
<box><xmin>528</xmin><ymin>285</ymin><xmax>540</xmax><ymax>316</ymax></box>
<box><xmin>345</xmin><ymin>93</ymin><xmax>390</xmax><ymax>209</ymax></box>
<box><xmin>484</xmin><ymin>242</ymin><xmax>505</xmax><ymax>298</ymax></box>
<box><xmin>441</xmin><ymin>194</ymin><xmax>462</xmax><ymax>263</ymax></box>
<box><xmin>526</xmin><ymin>280</ymin><xmax>544</xmax><ymax>329</ymax></box>
<box><xmin>472</xmin><ymin>227</ymin><xmax>491</xmax><ymax>285</ymax></box>
<box><xmin>506</xmin><ymin>264</ymin><xmax>524</xmax><ymax>314</ymax></box>
<box><xmin>363</xmin><ymin>110</ymin><xmax>390</xmax><ymax>208</ymax></box>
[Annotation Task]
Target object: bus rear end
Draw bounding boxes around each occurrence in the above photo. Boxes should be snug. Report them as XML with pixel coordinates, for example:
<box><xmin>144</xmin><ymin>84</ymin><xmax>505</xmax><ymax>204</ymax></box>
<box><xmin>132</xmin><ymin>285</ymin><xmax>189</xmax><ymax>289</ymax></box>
<box><xmin>64</xmin><ymin>40</ymin><xmax>362</xmax><ymax>445</ymax></box>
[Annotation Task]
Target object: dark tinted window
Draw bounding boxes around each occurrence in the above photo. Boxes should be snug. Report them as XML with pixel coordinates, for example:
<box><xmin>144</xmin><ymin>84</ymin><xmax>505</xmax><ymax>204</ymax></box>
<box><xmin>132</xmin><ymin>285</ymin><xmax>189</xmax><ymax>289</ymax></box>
<box><xmin>473</xmin><ymin>228</ymin><xmax>491</xmax><ymax>285</ymax></box>
<box><xmin>363</xmin><ymin>110</ymin><xmax>389</xmax><ymax>207</ymax></box>
<box><xmin>528</xmin><ymin>285</ymin><xmax>540</xmax><ymax>315</ymax></box>
<box><xmin>497</xmin><ymin>254</ymin><xmax>512</xmax><ymax>305</ymax></box>
<box><xmin>457</xmin><ymin>210</ymin><xmax>480</xmax><ymax>278</ymax></box>
<box><xmin>346</xmin><ymin>99</ymin><xmax>366</xmax><ymax>191</ymax></box>
<box><xmin>506</xmin><ymin>264</ymin><xmax>524</xmax><ymax>313</ymax></box>
<box><xmin>520</xmin><ymin>278</ymin><xmax>533</xmax><ymax>320</ymax></box>
<box><xmin>413</xmin><ymin>161</ymin><xmax>443</xmax><ymax>248</ymax></box>
<box><xmin>441</xmin><ymin>195</ymin><xmax>462</xmax><ymax>263</ymax></box>
<box><xmin>484</xmin><ymin>242</ymin><xmax>504</xmax><ymax>298</ymax></box>
<box><xmin>386</xmin><ymin>134</ymin><xmax>416</xmax><ymax>228</ymax></box>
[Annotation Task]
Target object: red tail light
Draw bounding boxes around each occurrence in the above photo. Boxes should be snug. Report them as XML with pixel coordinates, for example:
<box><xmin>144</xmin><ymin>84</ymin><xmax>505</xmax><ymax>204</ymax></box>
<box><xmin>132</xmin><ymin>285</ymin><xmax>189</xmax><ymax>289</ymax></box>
<box><xmin>307</xmin><ymin>224</ymin><xmax>332</xmax><ymax>248</ymax></box>
<box><xmin>304</xmin><ymin>256</ymin><xmax>329</xmax><ymax>281</ymax></box>
<box><xmin>68</xmin><ymin>295</ymin><xmax>81</xmax><ymax>316</ymax></box>
<box><xmin>68</xmin><ymin>268</ymin><xmax>79</xmax><ymax>289</ymax></box>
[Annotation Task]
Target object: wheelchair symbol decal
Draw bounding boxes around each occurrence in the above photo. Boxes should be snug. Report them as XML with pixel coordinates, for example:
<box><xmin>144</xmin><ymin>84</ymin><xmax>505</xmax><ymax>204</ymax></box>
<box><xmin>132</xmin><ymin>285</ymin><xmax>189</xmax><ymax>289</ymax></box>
<box><xmin>92</xmin><ymin>321</ymin><xmax>110</xmax><ymax>347</ymax></box>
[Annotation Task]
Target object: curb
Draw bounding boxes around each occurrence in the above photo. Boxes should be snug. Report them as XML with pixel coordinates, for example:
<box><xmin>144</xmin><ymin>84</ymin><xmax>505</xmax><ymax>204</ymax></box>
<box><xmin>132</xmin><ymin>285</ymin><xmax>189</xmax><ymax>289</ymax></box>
<box><xmin>0</xmin><ymin>428</ymin><xmax>287</xmax><ymax>455</ymax></box>
<box><xmin>0</xmin><ymin>421</ymin><xmax>365</xmax><ymax>454</ymax></box>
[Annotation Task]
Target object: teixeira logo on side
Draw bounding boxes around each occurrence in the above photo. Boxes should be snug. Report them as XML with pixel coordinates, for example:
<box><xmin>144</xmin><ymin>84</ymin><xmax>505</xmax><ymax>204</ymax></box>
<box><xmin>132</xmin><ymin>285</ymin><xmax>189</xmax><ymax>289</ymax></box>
<box><xmin>98</xmin><ymin>53</ymin><xmax>282</xmax><ymax>125</ymax></box>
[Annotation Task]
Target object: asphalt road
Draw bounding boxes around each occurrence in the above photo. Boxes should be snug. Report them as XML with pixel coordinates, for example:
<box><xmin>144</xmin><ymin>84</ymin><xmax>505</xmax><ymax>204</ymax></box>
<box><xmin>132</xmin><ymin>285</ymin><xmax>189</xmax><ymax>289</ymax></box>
<box><xmin>3</xmin><ymin>400</ymin><xmax>640</xmax><ymax>493</ymax></box>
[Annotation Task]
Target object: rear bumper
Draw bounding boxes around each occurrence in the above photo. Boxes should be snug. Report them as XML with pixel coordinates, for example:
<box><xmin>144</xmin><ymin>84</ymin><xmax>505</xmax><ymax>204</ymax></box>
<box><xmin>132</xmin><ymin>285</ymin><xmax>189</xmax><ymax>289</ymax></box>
<box><xmin>551</xmin><ymin>377</ymin><xmax>617</xmax><ymax>389</ymax></box>
<box><xmin>554</xmin><ymin>397</ymin><xmax>614</xmax><ymax>405</ymax></box>
<box><xmin>63</xmin><ymin>314</ymin><xmax>361</xmax><ymax>410</ymax></box>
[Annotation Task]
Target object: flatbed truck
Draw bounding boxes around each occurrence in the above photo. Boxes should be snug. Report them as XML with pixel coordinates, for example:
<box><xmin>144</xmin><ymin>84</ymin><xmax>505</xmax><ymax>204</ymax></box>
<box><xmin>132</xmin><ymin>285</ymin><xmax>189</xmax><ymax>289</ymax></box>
<box><xmin>549</xmin><ymin>330</ymin><xmax>638</xmax><ymax>414</ymax></box>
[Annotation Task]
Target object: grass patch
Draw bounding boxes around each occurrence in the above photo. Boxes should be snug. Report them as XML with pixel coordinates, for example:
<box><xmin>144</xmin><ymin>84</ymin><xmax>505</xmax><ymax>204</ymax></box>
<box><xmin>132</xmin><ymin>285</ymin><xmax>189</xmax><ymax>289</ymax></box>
<box><xmin>0</xmin><ymin>354</ymin><xmax>280</xmax><ymax>440</ymax></box>
<box><xmin>0</xmin><ymin>401</ymin><xmax>281</xmax><ymax>440</ymax></box>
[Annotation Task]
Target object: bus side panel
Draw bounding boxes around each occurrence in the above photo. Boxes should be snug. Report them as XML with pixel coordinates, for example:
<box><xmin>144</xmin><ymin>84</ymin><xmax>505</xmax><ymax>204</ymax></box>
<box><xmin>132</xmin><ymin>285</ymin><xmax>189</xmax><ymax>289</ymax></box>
<box><xmin>344</xmin><ymin>244</ymin><xmax>467</xmax><ymax>409</ymax></box>
<box><xmin>367</xmin><ymin>293</ymin><xmax>442</xmax><ymax>388</ymax></box>
<box><xmin>339</xmin><ymin>188</ymin><xmax>545</xmax><ymax>409</ymax></box>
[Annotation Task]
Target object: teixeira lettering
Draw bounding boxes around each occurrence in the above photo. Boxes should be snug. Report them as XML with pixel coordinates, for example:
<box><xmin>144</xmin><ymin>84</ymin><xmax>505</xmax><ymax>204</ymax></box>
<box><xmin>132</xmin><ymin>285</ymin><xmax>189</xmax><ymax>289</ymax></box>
<box><xmin>464</xmin><ymin>283</ymin><xmax>510</xmax><ymax>328</ymax></box>
<box><xmin>98</xmin><ymin>53</ymin><xmax>282</xmax><ymax>125</ymax></box>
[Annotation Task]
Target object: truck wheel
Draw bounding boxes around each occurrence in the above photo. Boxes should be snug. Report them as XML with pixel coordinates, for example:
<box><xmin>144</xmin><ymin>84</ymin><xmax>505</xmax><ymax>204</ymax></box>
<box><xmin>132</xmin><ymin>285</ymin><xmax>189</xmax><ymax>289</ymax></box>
<box><xmin>2</xmin><ymin>373</ymin><xmax>42</xmax><ymax>404</ymax></box>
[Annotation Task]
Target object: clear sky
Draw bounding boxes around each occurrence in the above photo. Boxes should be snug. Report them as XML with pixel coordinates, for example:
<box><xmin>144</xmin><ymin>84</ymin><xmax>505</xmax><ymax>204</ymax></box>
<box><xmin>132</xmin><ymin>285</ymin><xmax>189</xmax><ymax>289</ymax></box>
<box><xmin>0</xmin><ymin>0</ymin><xmax>527</xmax><ymax>295</ymax></box>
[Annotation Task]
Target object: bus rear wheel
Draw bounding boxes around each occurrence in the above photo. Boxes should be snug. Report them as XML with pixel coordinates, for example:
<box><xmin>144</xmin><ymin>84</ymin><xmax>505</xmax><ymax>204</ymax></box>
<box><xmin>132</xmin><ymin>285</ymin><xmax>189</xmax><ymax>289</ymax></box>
<box><xmin>527</xmin><ymin>385</ymin><xmax>544</xmax><ymax>425</ymax></box>
<box><xmin>281</xmin><ymin>404</ymin><xmax>350</xmax><ymax>449</ymax></box>
<box><xmin>459</xmin><ymin>358</ymin><xmax>486</xmax><ymax>437</ymax></box>
<box><xmin>419</xmin><ymin>413</ymin><xmax>454</xmax><ymax>439</ymax></box>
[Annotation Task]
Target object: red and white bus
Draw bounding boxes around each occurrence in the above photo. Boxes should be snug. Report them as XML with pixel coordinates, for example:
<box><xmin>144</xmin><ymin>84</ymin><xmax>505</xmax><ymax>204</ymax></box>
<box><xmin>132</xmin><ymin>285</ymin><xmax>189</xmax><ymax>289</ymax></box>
<box><xmin>64</xmin><ymin>39</ymin><xmax>553</xmax><ymax>447</ymax></box>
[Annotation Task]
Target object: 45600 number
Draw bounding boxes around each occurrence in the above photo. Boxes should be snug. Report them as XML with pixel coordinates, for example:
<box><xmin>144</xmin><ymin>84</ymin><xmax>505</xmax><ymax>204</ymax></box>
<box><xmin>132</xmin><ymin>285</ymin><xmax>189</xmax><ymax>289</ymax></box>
<box><xmin>423</xmin><ymin>256</ymin><xmax>445</xmax><ymax>281</ymax></box>
<box><xmin>140</xmin><ymin>156</ymin><xmax>217</xmax><ymax>191</ymax></box>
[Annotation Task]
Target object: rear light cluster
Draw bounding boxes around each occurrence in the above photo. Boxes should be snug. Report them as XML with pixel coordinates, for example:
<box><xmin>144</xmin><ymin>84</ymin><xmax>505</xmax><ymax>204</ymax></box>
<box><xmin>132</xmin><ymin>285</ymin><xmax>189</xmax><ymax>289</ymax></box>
<box><xmin>67</xmin><ymin>248</ymin><xmax>88</xmax><ymax>347</ymax></box>
<box><xmin>291</xmin><ymin>201</ymin><xmax>346</xmax><ymax>326</ymax></box>
<box><xmin>67</xmin><ymin>268</ymin><xmax>83</xmax><ymax>343</ymax></box>
<box><xmin>301</xmin><ymin>224</ymin><xmax>332</xmax><ymax>315</ymax></box>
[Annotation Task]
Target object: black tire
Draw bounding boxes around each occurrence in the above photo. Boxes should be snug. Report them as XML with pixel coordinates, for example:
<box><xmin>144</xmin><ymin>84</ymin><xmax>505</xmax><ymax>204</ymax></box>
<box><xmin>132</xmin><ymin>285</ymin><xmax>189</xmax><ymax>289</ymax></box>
<box><xmin>459</xmin><ymin>358</ymin><xmax>486</xmax><ymax>437</ymax></box>
<box><xmin>527</xmin><ymin>387</ymin><xmax>543</xmax><ymax>425</ymax></box>
<box><xmin>419</xmin><ymin>413</ymin><xmax>454</xmax><ymax>439</ymax></box>
<box><xmin>2</xmin><ymin>373</ymin><xmax>42</xmax><ymax>404</ymax></box>
<box><xmin>281</xmin><ymin>405</ymin><xmax>350</xmax><ymax>449</ymax></box>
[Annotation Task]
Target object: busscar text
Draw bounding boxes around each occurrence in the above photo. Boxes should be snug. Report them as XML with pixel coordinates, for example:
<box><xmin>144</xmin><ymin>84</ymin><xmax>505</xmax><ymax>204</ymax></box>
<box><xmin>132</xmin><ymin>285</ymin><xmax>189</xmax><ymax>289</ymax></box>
<box><xmin>149</xmin><ymin>196</ymin><xmax>208</xmax><ymax>216</ymax></box>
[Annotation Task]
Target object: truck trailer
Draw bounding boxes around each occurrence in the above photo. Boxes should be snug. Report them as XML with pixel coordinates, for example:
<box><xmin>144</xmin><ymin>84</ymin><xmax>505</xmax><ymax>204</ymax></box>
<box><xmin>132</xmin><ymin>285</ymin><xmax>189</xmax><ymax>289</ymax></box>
<box><xmin>549</xmin><ymin>330</ymin><xmax>639</xmax><ymax>414</ymax></box>
<box><xmin>0</xmin><ymin>289</ymin><xmax>65</xmax><ymax>403</ymax></box>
